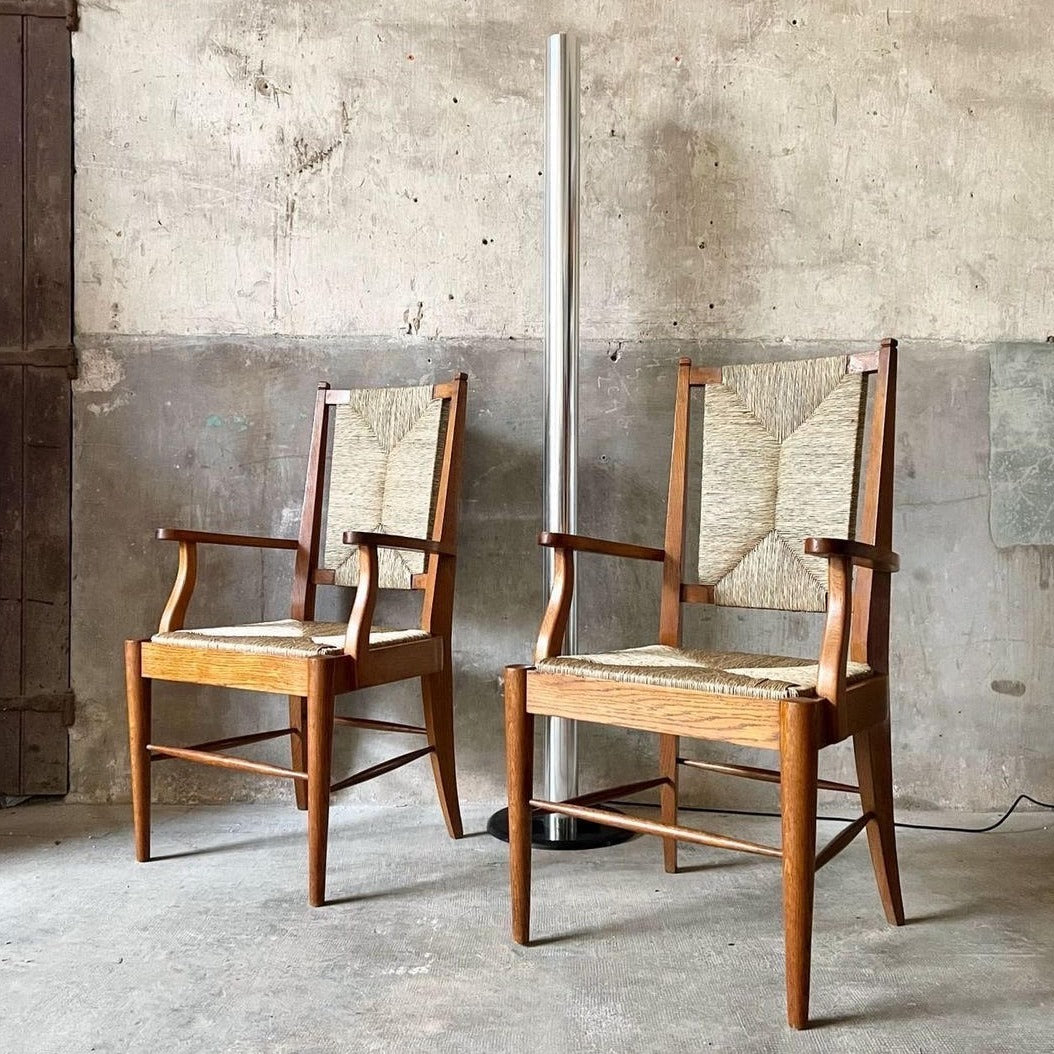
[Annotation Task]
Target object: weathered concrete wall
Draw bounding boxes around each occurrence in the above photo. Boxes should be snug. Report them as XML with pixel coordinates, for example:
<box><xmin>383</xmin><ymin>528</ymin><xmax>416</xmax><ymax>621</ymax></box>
<box><xmin>74</xmin><ymin>0</ymin><xmax>1054</xmax><ymax>343</ymax></box>
<box><xmin>68</xmin><ymin>0</ymin><xmax>1054</xmax><ymax>811</ymax></box>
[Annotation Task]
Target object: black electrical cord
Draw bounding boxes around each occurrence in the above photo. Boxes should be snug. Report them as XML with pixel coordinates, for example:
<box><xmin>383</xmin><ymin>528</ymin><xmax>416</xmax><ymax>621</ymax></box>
<box><xmin>610</xmin><ymin>792</ymin><xmax>1054</xmax><ymax>834</ymax></box>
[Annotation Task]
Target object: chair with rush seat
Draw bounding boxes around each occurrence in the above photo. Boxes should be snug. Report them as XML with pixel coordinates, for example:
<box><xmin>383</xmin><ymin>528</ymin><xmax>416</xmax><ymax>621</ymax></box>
<box><xmin>503</xmin><ymin>341</ymin><xmax>904</xmax><ymax>1029</ymax></box>
<box><xmin>125</xmin><ymin>375</ymin><xmax>468</xmax><ymax>905</ymax></box>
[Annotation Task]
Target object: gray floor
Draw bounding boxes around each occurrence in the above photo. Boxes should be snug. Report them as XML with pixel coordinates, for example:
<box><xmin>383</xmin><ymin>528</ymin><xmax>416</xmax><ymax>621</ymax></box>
<box><xmin>2</xmin><ymin>801</ymin><xmax>1052</xmax><ymax>1053</ymax></box>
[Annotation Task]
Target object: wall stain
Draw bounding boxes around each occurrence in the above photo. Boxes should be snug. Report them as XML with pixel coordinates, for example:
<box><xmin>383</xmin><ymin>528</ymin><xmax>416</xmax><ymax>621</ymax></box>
<box><xmin>990</xmin><ymin>679</ymin><xmax>1026</xmax><ymax>697</ymax></box>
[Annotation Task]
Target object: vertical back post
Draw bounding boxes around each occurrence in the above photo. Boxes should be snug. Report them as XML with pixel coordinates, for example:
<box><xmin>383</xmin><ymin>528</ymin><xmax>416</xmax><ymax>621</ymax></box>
<box><xmin>850</xmin><ymin>338</ymin><xmax>898</xmax><ymax>670</ymax></box>
<box><xmin>659</xmin><ymin>358</ymin><xmax>694</xmax><ymax>647</ymax></box>
<box><xmin>421</xmin><ymin>374</ymin><xmax>468</xmax><ymax>637</ymax></box>
<box><xmin>290</xmin><ymin>383</ymin><xmax>331</xmax><ymax>621</ymax></box>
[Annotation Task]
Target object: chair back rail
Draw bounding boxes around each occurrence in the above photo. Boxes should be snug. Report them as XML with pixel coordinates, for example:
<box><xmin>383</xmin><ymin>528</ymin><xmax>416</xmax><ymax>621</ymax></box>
<box><xmin>289</xmin><ymin>376</ymin><xmax>468</xmax><ymax>636</ymax></box>
<box><xmin>662</xmin><ymin>341</ymin><xmax>897</xmax><ymax>673</ymax></box>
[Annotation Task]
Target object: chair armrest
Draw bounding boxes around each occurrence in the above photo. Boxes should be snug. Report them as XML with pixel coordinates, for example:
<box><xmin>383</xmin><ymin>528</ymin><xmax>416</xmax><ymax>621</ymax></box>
<box><xmin>804</xmin><ymin>537</ymin><xmax>899</xmax><ymax>573</ymax></box>
<box><xmin>154</xmin><ymin>530</ymin><xmax>296</xmax><ymax>632</ymax></box>
<box><xmin>342</xmin><ymin>530</ymin><xmax>455</xmax><ymax>556</ymax></box>
<box><xmin>156</xmin><ymin>528</ymin><xmax>298</xmax><ymax>550</ymax></box>
<box><xmin>538</xmin><ymin>531</ymin><xmax>665</xmax><ymax>562</ymax></box>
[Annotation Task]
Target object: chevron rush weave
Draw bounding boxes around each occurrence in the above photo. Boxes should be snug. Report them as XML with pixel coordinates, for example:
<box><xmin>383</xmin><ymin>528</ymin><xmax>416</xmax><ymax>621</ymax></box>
<box><xmin>697</xmin><ymin>356</ymin><xmax>865</xmax><ymax>611</ymax></box>
<box><xmin>323</xmin><ymin>386</ymin><xmax>447</xmax><ymax>589</ymax></box>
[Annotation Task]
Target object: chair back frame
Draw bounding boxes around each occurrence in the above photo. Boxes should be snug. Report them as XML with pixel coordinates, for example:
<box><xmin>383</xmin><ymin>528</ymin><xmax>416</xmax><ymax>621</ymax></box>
<box><xmin>290</xmin><ymin>375</ymin><xmax>469</xmax><ymax>640</ymax></box>
<box><xmin>658</xmin><ymin>341</ymin><xmax>897</xmax><ymax>674</ymax></box>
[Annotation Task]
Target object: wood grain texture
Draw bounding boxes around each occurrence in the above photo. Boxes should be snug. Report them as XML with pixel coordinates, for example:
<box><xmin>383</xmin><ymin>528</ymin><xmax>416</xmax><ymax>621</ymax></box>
<box><xmin>659</xmin><ymin>732</ymin><xmax>679</xmax><ymax>873</ymax></box>
<box><xmin>537</xmin><ymin>532</ymin><xmax>664</xmax><ymax>562</ymax></box>
<box><xmin>780</xmin><ymin>698</ymin><xmax>820</xmax><ymax>1030</ymax></box>
<box><xmin>0</xmin><ymin>365</ymin><xmax>22</xmax><ymax>697</ymax></box>
<box><xmin>0</xmin><ymin>709</ymin><xmax>18</xmax><ymax>793</ymax></box>
<box><xmin>851</xmin><ymin>339</ymin><xmax>897</xmax><ymax>671</ymax></box>
<box><xmin>124</xmin><ymin>640</ymin><xmax>151</xmax><ymax>862</ymax></box>
<box><xmin>534</xmin><ymin>546</ymin><xmax>573</xmax><ymax>662</ymax></box>
<box><xmin>526</xmin><ymin>671</ymin><xmax>782</xmax><ymax>749</ymax></box>
<box><xmin>23</xmin><ymin>17</ymin><xmax>71</xmax><ymax>349</ymax></box>
<box><xmin>659</xmin><ymin>358</ymin><xmax>693</xmax><ymax>646</ymax></box>
<box><xmin>156</xmin><ymin>528</ymin><xmax>298</xmax><ymax>549</ymax></box>
<box><xmin>306</xmin><ymin>660</ymin><xmax>335</xmax><ymax>907</ymax></box>
<box><xmin>853</xmin><ymin>716</ymin><xmax>905</xmax><ymax>925</ymax></box>
<box><xmin>0</xmin><ymin>17</ymin><xmax>21</xmax><ymax>348</ymax></box>
<box><xmin>291</xmin><ymin>383</ymin><xmax>330</xmax><ymax>621</ymax></box>
<box><xmin>533</xmin><ymin>799</ymin><xmax>782</xmax><ymax>859</ymax></box>
<box><xmin>814</xmin><ymin>812</ymin><xmax>874</xmax><ymax>872</ymax></box>
<box><xmin>342</xmin><ymin>530</ymin><xmax>454</xmax><ymax>555</ymax></box>
<box><xmin>140</xmin><ymin>642</ymin><xmax>314</xmax><ymax>695</ymax></box>
<box><xmin>805</xmin><ymin>537</ymin><xmax>899</xmax><ymax>572</ymax></box>
<box><xmin>328</xmin><ymin>745</ymin><xmax>433</xmax><ymax>794</ymax></box>
<box><xmin>157</xmin><ymin>541</ymin><xmax>196</xmax><ymax>633</ymax></box>
<box><xmin>504</xmin><ymin>665</ymin><xmax>533</xmax><ymax>945</ymax></box>
<box><xmin>678</xmin><ymin>757</ymin><xmax>859</xmax><ymax>795</ymax></box>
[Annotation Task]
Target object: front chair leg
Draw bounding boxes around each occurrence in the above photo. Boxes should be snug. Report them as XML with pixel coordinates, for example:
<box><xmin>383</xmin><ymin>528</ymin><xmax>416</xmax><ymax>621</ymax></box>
<box><xmin>504</xmin><ymin>665</ymin><xmax>534</xmax><ymax>945</ymax></box>
<box><xmin>659</xmin><ymin>733</ymin><xmax>679</xmax><ymax>873</ymax></box>
<box><xmin>780</xmin><ymin>699</ymin><xmax>820</xmax><ymax>1030</ymax></box>
<box><xmin>421</xmin><ymin>666</ymin><xmax>463</xmax><ymax>839</ymax></box>
<box><xmin>288</xmin><ymin>695</ymin><xmax>308</xmax><ymax>811</ymax></box>
<box><xmin>306</xmin><ymin>661</ymin><xmax>335</xmax><ymax>907</ymax></box>
<box><xmin>124</xmin><ymin>640</ymin><xmax>152</xmax><ymax>863</ymax></box>
<box><xmin>854</xmin><ymin>715</ymin><xmax>905</xmax><ymax>925</ymax></box>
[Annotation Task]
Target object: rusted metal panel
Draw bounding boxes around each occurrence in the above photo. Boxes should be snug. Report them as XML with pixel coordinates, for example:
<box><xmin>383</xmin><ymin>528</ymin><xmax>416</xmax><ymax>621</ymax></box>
<box><xmin>23</xmin><ymin>16</ymin><xmax>71</xmax><ymax>350</ymax></box>
<box><xmin>20</xmin><ymin>709</ymin><xmax>67</xmax><ymax>793</ymax></box>
<box><xmin>0</xmin><ymin>17</ymin><xmax>21</xmax><ymax>348</ymax></box>
<box><xmin>0</xmin><ymin>710</ymin><xmax>19</xmax><ymax>793</ymax></box>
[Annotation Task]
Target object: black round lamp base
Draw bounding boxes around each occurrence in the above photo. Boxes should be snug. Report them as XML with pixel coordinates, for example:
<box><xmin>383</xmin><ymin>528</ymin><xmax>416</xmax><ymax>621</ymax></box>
<box><xmin>486</xmin><ymin>807</ymin><xmax>635</xmax><ymax>850</ymax></box>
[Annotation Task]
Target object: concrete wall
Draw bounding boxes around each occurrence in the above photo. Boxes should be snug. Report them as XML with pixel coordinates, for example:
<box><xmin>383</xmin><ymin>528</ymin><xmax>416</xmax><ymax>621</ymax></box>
<box><xmin>69</xmin><ymin>0</ymin><xmax>1054</xmax><ymax>811</ymax></box>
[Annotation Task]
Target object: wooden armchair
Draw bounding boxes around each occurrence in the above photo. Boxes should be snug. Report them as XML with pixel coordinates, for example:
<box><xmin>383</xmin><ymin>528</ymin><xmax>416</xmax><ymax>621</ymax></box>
<box><xmin>125</xmin><ymin>375</ymin><xmax>467</xmax><ymax>905</ymax></box>
<box><xmin>504</xmin><ymin>342</ymin><xmax>903</xmax><ymax>1029</ymax></box>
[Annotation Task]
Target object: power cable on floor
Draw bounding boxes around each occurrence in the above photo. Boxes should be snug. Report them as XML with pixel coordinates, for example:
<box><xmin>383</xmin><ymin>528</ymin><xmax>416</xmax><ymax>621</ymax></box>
<box><xmin>610</xmin><ymin>792</ymin><xmax>1054</xmax><ymax>834</ymax></box>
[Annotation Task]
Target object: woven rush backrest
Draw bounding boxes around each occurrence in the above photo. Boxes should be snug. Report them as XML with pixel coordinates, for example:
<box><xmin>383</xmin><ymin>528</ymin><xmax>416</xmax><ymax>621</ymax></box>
<box><xmin>321</xmin><ymin>385</ymin><xmax>448</xmax><ymax>589</ymax></box>
<box><xmin>697</xmin><ymin>355</ymin><xmax>866</xmax><ymax>612</ymax></box>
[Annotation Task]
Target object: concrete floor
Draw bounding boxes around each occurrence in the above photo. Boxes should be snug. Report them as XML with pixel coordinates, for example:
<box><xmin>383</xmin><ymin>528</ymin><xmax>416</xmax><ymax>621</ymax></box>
<box><xmin>2</xmin><ymin>801</ymin><xmax>1052</xmax><ymax>1053</ymax></box>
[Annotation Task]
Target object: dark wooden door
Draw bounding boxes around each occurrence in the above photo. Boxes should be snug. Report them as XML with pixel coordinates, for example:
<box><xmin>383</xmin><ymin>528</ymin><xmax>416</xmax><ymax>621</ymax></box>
<box><xmin>0</xmin><ymin>1</ymin><xmax>76</xmax><ymax>796</ymax></box>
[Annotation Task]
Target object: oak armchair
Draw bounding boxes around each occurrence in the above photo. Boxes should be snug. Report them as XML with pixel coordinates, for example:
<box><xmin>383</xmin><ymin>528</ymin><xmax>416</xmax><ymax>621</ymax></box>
<box><xmin>125</xmin><ymin>375</ymin><xmax>467</xmax><ymax>905</ymax></box>
<box><xmin>504</xmin><ymin>342</ymin><xmax>903</xmax><ymax>1029</ymax></box>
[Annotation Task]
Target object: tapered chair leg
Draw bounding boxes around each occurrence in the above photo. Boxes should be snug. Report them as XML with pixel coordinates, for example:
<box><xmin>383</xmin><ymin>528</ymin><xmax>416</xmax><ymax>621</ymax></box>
<box><xmin>504</xmin><ymin>665</ymin><xmax>534</xmax><ymax>946</ymax></box>
<box><xmin>780</xmin><ymin>699</ymin><xmax>820</xmax><ymax>1030</ymax></box>
<box><xmin>854</xmin><ymin>715</ymin><xmax>905</xmax><ymax>925</ymax></box>
<box><xmin>659</xmin><ymin>733</ymin><xmax>679</xmax><ymax>873</ymax></box>
<box><xmin>422</xmin><ymin>666</ymin><xmax>463</xmax><ymax>839</ymax></box>
<box><xmin>288</xmin><ymin>695</ymin><xmax>308</xmax><ymax>811</ymax></box>
<box><xmin>124</xmin><ymin>640</ymin><xmax>152</xmax><ymax>863</ymax></box>
<box><xmin>306</xmin><ymin>661</ymin><xmax>335</xmax><ymax>907</ymax></box>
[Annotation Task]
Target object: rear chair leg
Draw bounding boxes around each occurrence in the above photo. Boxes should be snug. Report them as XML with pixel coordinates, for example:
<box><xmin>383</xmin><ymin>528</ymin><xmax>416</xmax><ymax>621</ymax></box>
<box><xmin>659</xmin><ymin>733</ymin><xmax>679</xmax><ymax>873</ymax></box>
<box><xmin>306</xmin><ymin>661</ymin><xmax>335</xmax><ymax>907</ymax></box>
<box><xmin>504</xmin><ymin>665</ymin><xmax>534</xmax><ymax>945</ymax></box>
<box><xmin>124</xmin><ymin>640</ymin><xmax>152</xmax><ymax>863</ymax></box>
<box><xmin>780</xmin><ymin>699</ymin><xmax>819</xmax><ymax>1030</ymax></box>
<box><xmin>288</xmin><ymin>695</ymin><xmax>308</xmax><ymax>811</ymax></box>
<box><xmin>854</xmin><ymin>716</ymin><xmax>905</xmax><ymax>925</ymax></box>
<box><xmin>422</xmin><ymin>666</ymin><xmax>463</xmax><ymax>839</ymax></box>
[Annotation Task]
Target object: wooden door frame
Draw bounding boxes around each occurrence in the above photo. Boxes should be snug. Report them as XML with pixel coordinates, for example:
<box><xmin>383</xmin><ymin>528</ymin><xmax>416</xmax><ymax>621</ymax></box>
<box><xmin>0</xmin><ymin>0</ymin><xmax>76</xmax><ymax>797</ymax></box>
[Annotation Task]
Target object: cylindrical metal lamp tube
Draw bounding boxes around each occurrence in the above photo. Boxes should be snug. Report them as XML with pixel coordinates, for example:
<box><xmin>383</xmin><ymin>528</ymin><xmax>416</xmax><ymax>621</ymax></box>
<box><xmin>542</xmin><ymin>32</ymin><xmax>580</xmax><ymax>841</ymax></box>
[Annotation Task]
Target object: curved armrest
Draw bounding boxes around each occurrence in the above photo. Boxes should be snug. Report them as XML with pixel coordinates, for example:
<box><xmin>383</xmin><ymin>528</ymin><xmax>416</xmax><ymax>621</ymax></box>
<box><xmin>342</xmin><ymin>530</ymin><xmax>455</xmax><ymax>556</ymax></box>
<box><xmin>539</xmin><ymin>531</ymin><xmax>665</xmax><ymax>562</ymax></box>
<box><xmin>155</xmin><ymin>529</ymin><xmax>298</xmax><ymax>633</ymax></box>
<box><xmin>156</xmin><ymin>528</ymin><xmax>298</xmax><ymax>550</ymax></box>
<box><xmin>805</xmin><ymin>537</ymin><xmax>899</xmax><ymax>573</ymax></box>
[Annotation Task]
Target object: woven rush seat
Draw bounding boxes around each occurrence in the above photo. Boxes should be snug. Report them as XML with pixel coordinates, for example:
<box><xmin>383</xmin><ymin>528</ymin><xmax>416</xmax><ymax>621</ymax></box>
<box><xmin>536</xmin><ymin>644</ymin><xmax>872</xmax><ymax>701</ymax></box>
<box><xmin>152</xmin><ymin>619</ymin><xmax>430</xmax><ymax>659</ymax></box>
